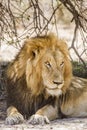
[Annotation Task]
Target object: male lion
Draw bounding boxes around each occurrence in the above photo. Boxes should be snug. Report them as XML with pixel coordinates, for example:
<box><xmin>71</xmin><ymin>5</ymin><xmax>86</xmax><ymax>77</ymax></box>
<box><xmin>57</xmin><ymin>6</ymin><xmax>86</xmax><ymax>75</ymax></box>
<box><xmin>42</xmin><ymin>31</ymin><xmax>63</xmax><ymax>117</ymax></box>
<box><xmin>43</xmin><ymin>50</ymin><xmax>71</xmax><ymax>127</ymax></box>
<box><xmin>5</xmin><ymin>34</ymin><xmax>87</xmax><ymax>125</ymax></box>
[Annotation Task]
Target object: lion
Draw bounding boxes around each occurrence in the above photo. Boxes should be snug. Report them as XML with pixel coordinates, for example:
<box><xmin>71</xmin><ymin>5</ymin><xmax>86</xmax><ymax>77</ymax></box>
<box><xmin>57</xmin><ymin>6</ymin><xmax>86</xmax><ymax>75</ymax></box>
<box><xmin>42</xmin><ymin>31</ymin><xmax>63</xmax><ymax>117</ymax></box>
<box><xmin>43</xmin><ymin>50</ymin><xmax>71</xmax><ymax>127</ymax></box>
<box><xmin>5</xmin><ymin>33</ymin><xmax>87</xmax><ymax>125</ymax></box>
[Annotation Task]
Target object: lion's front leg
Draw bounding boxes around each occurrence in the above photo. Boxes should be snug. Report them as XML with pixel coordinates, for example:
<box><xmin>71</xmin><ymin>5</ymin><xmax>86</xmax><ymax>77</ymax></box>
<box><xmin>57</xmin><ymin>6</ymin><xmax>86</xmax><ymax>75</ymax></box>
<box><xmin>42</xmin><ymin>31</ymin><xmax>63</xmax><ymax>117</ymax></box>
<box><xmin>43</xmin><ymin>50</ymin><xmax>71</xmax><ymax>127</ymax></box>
<box><xmin>28</xmin><ymin>105</ymin><xmax>58</xmax><ymax>125</ymax></box>
<box><xmin>5</xmin><ymin>106</ymin><xmax>24</xmax><ymax>125</ymax></box>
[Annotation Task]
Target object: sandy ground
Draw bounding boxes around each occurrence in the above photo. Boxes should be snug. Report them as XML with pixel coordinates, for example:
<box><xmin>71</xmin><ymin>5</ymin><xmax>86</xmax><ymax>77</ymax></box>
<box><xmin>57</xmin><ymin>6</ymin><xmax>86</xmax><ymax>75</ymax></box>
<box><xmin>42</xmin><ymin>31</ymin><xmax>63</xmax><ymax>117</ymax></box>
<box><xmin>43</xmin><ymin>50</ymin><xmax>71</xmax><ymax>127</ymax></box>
<box><xmin>0</xmin><ymin>118</ymin><xmax>87</xmax><ymax>130</ymax></box>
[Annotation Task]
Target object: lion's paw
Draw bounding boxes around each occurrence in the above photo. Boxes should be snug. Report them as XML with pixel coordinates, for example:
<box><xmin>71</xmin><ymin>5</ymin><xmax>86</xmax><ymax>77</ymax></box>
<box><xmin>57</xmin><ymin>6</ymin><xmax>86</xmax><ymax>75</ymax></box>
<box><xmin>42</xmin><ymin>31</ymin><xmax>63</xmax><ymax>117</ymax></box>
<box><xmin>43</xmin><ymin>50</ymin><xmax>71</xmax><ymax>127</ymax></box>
<box><xmin>28</xmin><ymin>114</ymin><xmax>50</xmax><ymax>125</ymax></box>
<box><xmin>5</xmin><ymin>113</ymin><xmax>24</xmax><ymax>125</ymax></box>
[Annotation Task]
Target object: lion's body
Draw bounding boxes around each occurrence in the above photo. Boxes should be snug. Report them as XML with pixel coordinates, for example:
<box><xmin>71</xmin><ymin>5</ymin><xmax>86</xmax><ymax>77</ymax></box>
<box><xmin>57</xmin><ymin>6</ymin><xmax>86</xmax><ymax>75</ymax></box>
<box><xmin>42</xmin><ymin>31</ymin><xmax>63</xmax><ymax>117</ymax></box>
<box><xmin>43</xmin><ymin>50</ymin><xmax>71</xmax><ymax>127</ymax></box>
<box><xmin>5</xmin><ymin>34</ymin><xmax>87</xmax><ymax>125</ymax></box>
<box><xmin>60</xmin><ymin>76</ymin><xmax>87</xmax><ymax>117</ymax></box>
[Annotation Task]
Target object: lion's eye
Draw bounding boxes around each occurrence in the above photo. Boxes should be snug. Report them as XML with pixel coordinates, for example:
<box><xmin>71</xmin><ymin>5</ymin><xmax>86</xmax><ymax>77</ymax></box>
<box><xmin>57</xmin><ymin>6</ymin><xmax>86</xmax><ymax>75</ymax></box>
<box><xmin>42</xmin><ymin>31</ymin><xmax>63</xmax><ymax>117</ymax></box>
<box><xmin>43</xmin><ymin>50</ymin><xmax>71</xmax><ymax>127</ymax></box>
<box><xmin>60</xmin><ymin>61</ymin><xmax>64</xmax><ymax>67</ymax></box>
<box><xmin>45</xmin><ymin>62</ymin><xmax>51</xmax><ymax>68</ymax></box>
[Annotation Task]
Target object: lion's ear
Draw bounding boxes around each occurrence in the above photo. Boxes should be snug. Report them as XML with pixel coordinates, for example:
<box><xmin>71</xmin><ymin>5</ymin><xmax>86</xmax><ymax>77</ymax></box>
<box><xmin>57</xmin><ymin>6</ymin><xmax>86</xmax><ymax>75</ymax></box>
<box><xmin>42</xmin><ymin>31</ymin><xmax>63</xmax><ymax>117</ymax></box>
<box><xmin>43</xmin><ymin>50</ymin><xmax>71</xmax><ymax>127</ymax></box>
<box><xmin>32</xmin><ymin>50</ymin><xmax>37</xmax><ymax>58</ymax></box>
<box><xmin>31</xmin><ymin>47</ymin><xmax>40</xmax><ymax>59</ymax></box>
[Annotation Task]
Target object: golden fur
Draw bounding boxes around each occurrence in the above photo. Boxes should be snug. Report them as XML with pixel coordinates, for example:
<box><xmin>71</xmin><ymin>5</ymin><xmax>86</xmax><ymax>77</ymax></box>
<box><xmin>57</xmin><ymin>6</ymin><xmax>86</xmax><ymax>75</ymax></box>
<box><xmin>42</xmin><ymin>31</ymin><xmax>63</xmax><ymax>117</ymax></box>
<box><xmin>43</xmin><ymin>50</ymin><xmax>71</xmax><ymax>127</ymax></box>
<box><xmin>5</xmin><ymin>34</ymin><xmax>87</xmax><ymax>125</ymax></box>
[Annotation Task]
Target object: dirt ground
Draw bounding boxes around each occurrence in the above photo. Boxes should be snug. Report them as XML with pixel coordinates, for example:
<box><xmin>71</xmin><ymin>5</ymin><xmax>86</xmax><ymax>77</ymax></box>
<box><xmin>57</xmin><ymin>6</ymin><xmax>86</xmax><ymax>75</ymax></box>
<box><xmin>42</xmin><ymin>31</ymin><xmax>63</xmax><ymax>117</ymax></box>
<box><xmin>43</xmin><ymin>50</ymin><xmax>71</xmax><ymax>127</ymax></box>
<box><xmin>1</xmin><ymin>116</ymin><xmax>87</xmax><ymax>130</ymax></box>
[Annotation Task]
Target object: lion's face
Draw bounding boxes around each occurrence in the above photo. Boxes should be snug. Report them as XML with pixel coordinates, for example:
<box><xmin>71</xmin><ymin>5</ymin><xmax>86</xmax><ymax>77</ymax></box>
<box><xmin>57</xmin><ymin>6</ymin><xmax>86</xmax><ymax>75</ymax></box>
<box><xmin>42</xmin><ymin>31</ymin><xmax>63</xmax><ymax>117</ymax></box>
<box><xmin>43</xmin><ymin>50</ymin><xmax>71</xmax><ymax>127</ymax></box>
<box><xmin>42</xmin><ymin>50</ymin><xmax>64</xmax><ymax>96</ymax></box>
<box><xmin>23</xmin><ymin>34</ymin><xmax>72</xmax><ymax>97</ymax></box>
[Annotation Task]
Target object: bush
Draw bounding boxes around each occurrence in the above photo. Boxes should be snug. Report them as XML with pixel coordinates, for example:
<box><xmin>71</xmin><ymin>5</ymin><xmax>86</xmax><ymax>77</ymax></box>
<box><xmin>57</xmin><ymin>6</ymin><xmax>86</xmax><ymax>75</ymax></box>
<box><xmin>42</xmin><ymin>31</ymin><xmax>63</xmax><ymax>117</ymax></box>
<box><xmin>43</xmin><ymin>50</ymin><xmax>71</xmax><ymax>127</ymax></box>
<box><xmin>72</xmin><ymin>61</ymin><xmax>87</xmax><ymax>78</ymax></box>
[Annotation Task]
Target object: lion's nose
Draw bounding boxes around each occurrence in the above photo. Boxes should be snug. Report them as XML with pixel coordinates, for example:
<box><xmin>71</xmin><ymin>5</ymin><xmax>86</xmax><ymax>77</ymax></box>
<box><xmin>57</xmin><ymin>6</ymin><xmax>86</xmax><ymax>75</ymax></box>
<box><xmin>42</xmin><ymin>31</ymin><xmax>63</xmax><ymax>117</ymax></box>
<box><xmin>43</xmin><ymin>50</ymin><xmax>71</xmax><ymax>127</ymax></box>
<box><xmin>53</xmin><ymin>81</ymin><xmax>62</xmax><ymax>85</ymax></box>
